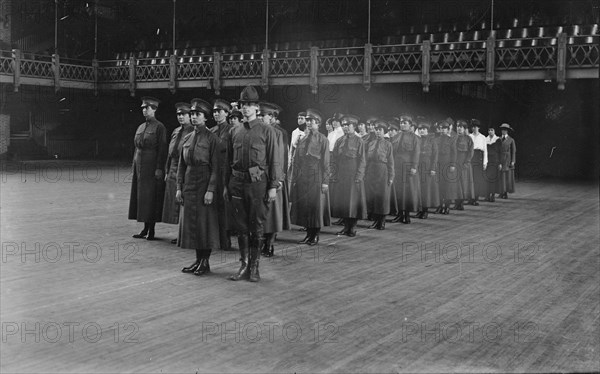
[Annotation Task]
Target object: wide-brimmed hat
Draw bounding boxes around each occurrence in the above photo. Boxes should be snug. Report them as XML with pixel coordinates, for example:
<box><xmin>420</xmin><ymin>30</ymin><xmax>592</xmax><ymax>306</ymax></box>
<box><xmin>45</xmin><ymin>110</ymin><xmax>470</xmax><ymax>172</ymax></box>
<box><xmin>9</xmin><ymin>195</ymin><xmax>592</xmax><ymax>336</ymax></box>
<box><xmin>499</xmin><ymin>123</ymin><xmax>513</xmax><ymax>131</ymax></box>
<box><xmin>238</xmin><ymin>85</ymin><xmax>260</xmax><ymax>104</ymax></box>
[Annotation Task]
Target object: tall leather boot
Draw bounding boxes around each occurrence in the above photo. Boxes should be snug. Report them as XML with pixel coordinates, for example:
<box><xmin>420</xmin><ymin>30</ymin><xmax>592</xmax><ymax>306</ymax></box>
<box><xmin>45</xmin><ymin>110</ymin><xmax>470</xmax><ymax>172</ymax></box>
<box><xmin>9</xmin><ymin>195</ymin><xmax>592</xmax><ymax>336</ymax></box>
<box><xmin>229</xmin><ymin>235</ymin><xmax>250</xmax><ymax>281</ymax></box>
<box><xmin>249</xmin><ymin>235</ymin><xmax>262</xmax><ymax>282</ymax></box>
<box><xmin>182</xmin><ymin>248</ymin><xmax>201</xmax><ymax>273</ymax></box>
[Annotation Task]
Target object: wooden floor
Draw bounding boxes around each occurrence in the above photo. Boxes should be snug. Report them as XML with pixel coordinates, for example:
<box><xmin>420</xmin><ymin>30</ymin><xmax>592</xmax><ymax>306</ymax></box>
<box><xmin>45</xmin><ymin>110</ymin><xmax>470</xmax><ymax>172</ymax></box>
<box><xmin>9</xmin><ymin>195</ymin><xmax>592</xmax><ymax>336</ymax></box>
<box><xmin>1</xmin><ymin>161</ymin><xmax>599</xmax><ymax>373</ymax></box>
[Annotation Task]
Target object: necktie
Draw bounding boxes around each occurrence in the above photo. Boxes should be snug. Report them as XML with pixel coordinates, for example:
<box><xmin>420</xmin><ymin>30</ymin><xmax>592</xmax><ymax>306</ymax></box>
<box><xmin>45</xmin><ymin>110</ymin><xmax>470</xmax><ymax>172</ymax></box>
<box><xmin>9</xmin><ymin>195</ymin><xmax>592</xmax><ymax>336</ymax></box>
<box><xmin>188</xmin><ymin>130</ymin><xmax>199</xmax><ymax>163</ymax></box>
<box><xmin>305</xmin><ymin>131</ymin><xmax>313</xmax><ymax>156</ymax></box>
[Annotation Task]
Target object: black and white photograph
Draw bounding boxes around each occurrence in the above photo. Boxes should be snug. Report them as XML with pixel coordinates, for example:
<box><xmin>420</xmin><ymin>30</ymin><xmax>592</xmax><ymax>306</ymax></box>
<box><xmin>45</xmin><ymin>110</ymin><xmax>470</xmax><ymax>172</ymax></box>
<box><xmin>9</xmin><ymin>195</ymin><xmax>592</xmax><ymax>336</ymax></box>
<box><xmin>1</xmin><ymin>0</ymin><xmax>599</xmax><ymax>372</ymax></box>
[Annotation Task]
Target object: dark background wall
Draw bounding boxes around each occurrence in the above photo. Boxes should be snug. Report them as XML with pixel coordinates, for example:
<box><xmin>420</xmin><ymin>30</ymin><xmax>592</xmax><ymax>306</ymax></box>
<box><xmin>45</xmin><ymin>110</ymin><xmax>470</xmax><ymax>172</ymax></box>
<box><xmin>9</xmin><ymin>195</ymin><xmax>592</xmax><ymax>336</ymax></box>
<box><xmin>4</xmin><ymin>78</ymin><xmax>597</xmax><ymax>180</ymax></box>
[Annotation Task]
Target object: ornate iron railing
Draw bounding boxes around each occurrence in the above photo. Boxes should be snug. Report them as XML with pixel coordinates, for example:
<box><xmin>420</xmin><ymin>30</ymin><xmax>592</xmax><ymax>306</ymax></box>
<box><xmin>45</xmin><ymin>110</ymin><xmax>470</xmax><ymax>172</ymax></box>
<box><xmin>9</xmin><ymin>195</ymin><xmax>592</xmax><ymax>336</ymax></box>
<box><xmin>0</xmin><ymin>33</ymin><xmax>597</xmax><ymax>92</ymax></box>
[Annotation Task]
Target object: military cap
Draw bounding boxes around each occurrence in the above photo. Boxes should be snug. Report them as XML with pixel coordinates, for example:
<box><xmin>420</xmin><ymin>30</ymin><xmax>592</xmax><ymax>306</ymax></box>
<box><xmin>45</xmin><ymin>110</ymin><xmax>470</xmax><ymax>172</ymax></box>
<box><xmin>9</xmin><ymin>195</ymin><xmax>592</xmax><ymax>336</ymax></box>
<box><xmin>298</xmin><ymin>111</ymin><xmax>307</xmax><ymax>117</ymax></box>
<box><xmin>228</xmin><ymin>110</ymin><xmax>243</xmax><ymax>121</ymax></box>
<box><xmin>259</xmin><ymin>102</ymin><xmax>282</xmax><ymax>116</ymax></box>
<box><xmin>499</xmin><ymin>123</ymin><xmax>513</xmax><ymax>131</ymax></box>
<box><xmin>305</xmin><ymin>108</ymin><xmax>323</xmax><ymax>123</ymax></box>
<box><xmin>141</xmin><ymin>96</ymin><xmax>160</xmax><ymax>108</ymax></box>
<box><xmin>388</xmin><ymin>118</ymin><xmax>400</xmax><ymax>131</ymax></box>
<box><xmin>365</xmin><ymin>116</ymin><xmax>379</xmax><ymax>124</ymax></box>
<box><xmin>374</xmin><ymin>119</ymin><xmax>389</xmax><ymax>131</ymax></box>
<box><xmin>341</xmin><ymin>114</ymin><xmax>360</xmax><ymax>125</ymax></box>
<box><xmin>445</xmin><ymin>117</ymin><xmax>455</xmax><ymax>126</ymax></box>
<box><xmin>417</xmin><ymin>120</ymin><xmax>431</xmax><ymax>129</ymax></box>
<box><xmin>238</xmin><ymin>85</ymin><xmax>260</xmax><ymax>104</ymax></box>
<box><xmin>399</xmin><ymin>114</ymin><xmax>414</xmax><ymax>125</ymax></box>
<box><xmin>213</xmin><ymin>98</ymin><xmax>232</xmax><ymax>112</ymax></box>
<box><xmin>190</xmin><ymin>98</ymin><xmax>212</xmax><ymax>116</ymax></box>
<box><xmin>438</xmin><ymin>120</ymin><xmax>450</xmax><ymax>129</ymax></box>
<box><xmin>175</xmin><ymin>102</ymin><xmax>191</xmax><ymax>114</ymax></box>
<box><xmin>456</xmin><ymin>119</ymin><xmax>469</xmax><ymax>129</ymax></box>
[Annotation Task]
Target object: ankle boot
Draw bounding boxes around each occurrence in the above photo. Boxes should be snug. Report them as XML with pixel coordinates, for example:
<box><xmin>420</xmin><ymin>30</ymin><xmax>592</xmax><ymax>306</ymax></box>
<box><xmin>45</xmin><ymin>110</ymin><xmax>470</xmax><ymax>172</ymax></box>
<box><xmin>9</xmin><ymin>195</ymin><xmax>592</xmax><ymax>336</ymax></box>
<box><xmin>298</xmin><ymin>229</ymin><xmax>312</xmax><ymax>244</ymax></box>
<box><xmin>422</xmin><ymin>208</ymin><xmax>429</xmax><ymax>219</ymax></box>
<box><xmin>391</xmin><ymin>215</ymin><xmax>402</xmax><ymax>223</ymax></box>
<box><xmin>133</xmin><ymin>223</ymin><xmax>149</xmax><ymax>239</ymax></box>
<box><xmin>376</xmin><ymin>216</ymin><xmax>386</xmax><ymax>230</ymax></box>
<box><xmin>333</xmin><ymin>218</ymin><xmax>344</xmax><ymax>226</ymax></box>
<box><xmin>262</xmin><ymin>234</ymin><xmax>274</xmax><ymax>257</ymax></box>
<box><xmin>337</xmin><ymin>219</ymin><xmax>350</xmax><ymax>235</ymax></box>
<box><xmin>415</xmin><ymin>211</ymin><xmax>424</xmax><ymax>219</ymax></box>
<box><xmin>194</xmin><ymin>257</ymin><xmax>210</xmax><ymax>276</ymax></box>
<box><xmin>146</xmin><ymin>223</ymin><xmax>156</xmax><ymax>240</ymax></box>
<box><xmin>249</xmin><ymin>237</ymin><xmax>261</xmax><ymax>282</ymax></box>
<box><xmin>403</xmin><ymin>211</ymin><xmax>411</xmax><ymax>224</ymax></box>
<box><xmin>308</xmin><ymin>228</ymin><xmax>320</xmax><ymax>246</ymax></box>
<box><xmin>434</xmin><ymin>205</ymin><xmax>443</xmax><ymax>214</ymax></box>
<box><xmin>182</xmin><ymin>260</ymin><xmax>200</xmax><ymax>273</ymax></box>
<box><xmin>229</xmin><ymin>237</ymin><xmax>250</xmax><ymax>281</ymax></box>
<box><xmin>346</xmin><ymin>219</ymin><xmax>357</xmax><ymax>236</ymax></box>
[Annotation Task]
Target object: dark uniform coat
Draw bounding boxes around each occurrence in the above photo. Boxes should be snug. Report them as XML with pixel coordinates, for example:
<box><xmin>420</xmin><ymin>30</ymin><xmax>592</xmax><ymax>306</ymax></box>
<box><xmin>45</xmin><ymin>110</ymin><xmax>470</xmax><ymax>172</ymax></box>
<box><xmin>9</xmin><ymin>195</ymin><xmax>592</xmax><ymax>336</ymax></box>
<box><xmin>499</xmin><ymin>135</ymin><xmax>516</xmax><ymax>193</ymax></box>
<box><xmin>456</xmin><ymin>134</ymin><xmax>475</xmax><ymax>200</ymax></box>
<box><xmin>290</xmin><ymin>130</ymin><xmax>330</xmax><ymax>228</ymax></box>
<box><xmin>486</xmin><ymin>136</ymin><xmax>502</xmax><ymax>194</ymax></box>
<box><xmin>177</xmin><ymin>127</ymin><xmax>220</xmax><ymax>250</ymax></box>
<box><xmin>330</xmin><ymin>133</ymin><xmax>368</xmax><ymax>220</ymax></box>
<box><xmin>418</xmin><ymin>134</ymin><xmax>440</xmax><ymax>208</ymax></box>
<box><xmin>365</xmin><ymin>137</ymin><xmax>395</xmax><ymax>215</ymax></box>
<box><xmin>162</xmin><ymin>125</ymin><xmax>193</xmax><ymax>224</ymax></box>
<box><xmin>225</xmin><ymin>118</ymin><xmax>282</xmax><ymax>235</ymax></box>
<box><xmin>392</xmin><ymin>131</ymin><xmax>421</xmax><ymax>212</ymax></box>
<box><xmin>128</xmin><ymin>117</ymin><xmax>168</xmax><ymax>222</ymax></box>
<box><xmin>437</xmin><ymin>133</ymin><xmax>460</xmax><ymax>200</ymax></box>
<box><xmin>211</xmin><ymin>121</ymin><xmax>234</xmax><ymax>246</ymax></box>
<box><xmin>264</xmin><ymin>123</ymin><xmax>291</xmax><ymax>233</ymax></box>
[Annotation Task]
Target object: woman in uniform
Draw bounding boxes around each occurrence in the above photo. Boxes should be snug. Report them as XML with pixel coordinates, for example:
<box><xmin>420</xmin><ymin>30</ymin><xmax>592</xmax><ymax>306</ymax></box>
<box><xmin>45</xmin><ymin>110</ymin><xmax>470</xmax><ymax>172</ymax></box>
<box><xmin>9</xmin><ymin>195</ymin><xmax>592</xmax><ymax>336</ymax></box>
<box><xmin>485</xmin><ymin>126</ymin><xmax>502</xmax><ymax>202</ymax></box>
<box><xmin>416</xmin><ymin>120</ymin><xmax>439</xmax><ymax>219</ymax></box>
<box><xmin>455</xmin><ymin>119</ymin><xmax>474</xmax><ymax>210</ymax></box>
<box><xmin>290</xmin><ymin>109</ymin><xmax>330</xmax><ymax>246</ymax></box>
<box><xmin>129</xmin><ymin>96</ymin><xmax>168</xmax><ymax>241</ymax></box>
<box><xmin>498</xmin><ymin>123</ymin><xmax>516</xmax><ymax>199</ymax></box>
<box><xmin>178</xmin><ymin>98</ymin><xmax>221</xmax><ymax>276</ymax></box>
<box><xmin>437</xmin><ymin>120</ymin><xmax>458</xmax><ymax>215</ymax></box>
<box><xmin>330</xmin><ymin>114</ymin><xmax>367</xmax><ymax>237</ymax></box>
<box><xmin>365</xmin><ymin>120</ymin><xmax>395</xmax><ymax>230</ymax></box>
<box><xmin>162</xmin><ymin>102</ymin><xmax>194</xmax><ymax>244</ymax></box>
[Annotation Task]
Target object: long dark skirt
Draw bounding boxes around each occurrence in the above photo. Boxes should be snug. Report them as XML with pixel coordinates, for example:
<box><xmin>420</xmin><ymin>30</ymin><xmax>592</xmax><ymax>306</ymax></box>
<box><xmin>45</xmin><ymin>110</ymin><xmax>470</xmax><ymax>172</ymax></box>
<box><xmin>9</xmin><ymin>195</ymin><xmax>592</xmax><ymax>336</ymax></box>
<box><xmin>178</xmin><ymin>165</ymin><xmax>220</xmax><ymax>250</ymax></box>
<box><xmin>365</xmin><ymin>162</ymin><xmax>392</xmax><ymax>215</ymax></box>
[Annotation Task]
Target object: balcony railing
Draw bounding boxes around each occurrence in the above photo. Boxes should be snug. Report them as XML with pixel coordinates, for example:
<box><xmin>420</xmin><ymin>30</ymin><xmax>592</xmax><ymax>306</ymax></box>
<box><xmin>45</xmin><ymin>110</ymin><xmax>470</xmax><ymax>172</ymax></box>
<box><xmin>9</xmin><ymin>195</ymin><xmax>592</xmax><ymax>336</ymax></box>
<box><xmin>1</xmin><ymin>33</ymin><xmax>597</xmax><ymax>94</ymax></box>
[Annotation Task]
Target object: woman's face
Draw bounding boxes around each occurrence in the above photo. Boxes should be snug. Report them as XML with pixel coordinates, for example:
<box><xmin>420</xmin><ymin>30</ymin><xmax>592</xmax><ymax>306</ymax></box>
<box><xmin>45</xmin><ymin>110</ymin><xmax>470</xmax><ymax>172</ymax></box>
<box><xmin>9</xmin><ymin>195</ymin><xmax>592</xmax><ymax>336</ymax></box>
<box><xmin>190</xmin><ymin>111</ymin><xmax>206</xmax><ymax>126</ymax></box>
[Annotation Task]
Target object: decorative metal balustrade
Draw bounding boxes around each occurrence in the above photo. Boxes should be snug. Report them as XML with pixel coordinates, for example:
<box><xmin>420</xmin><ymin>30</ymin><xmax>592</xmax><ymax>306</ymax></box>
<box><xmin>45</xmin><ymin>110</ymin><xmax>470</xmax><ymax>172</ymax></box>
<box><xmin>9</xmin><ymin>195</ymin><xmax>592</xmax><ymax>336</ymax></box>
<box><xmin>0</xmin><ymin>32</ymin><xmax>597</xmax><ymax>94</ymax></box>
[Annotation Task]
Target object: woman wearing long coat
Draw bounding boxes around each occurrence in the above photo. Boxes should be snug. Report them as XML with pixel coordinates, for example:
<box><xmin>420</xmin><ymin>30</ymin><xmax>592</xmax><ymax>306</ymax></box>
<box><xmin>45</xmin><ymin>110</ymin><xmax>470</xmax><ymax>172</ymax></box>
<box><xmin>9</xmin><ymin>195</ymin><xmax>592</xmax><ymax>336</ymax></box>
<box><xmin>162</xmin><ymin>103</ymin><xmax>194</xmax><ymax>244</ymax></box>
<box><xmin>178</xmin><ymin>98</ymin><xmax>220</xmax><ymax>276</ymax></box>
<box><xmin>365</xmin><ymin>120</ymin><xmax>395</xmax><ymax>230</ymax></box>
<box><xmin>455</xmin><ymin>120</ymin><xmax>475</xmax><ymax>210</ymax></box>
<box><xmin>437</xmin><ymin>121</ymin><xmax>459</xmax><ymax>214</ymax></box>
<box><xmin>290</xmin><ymin>109</ymin><xmax>330</xmax><ymax>246</ymax></box>
<box><xmin>391</xmin><ymin>116</ymin><xmax>420</xmax><ymax>224</ymax></box>
<box><xmin>260</xmin><ymin>103</ymin><xmax>291</xmax><ymax>257</ymax></box>
<box><xmin>330</xmin><ymin>115</ymin><xmax>368</xmax><ymax>237</ymax></box>
<box><xmin>129</xmin><ymin>96</ymin><xmax>168</xmax><ymax>240</ymax></box>
<box><xmin>498</xmin><ymin>123</ymin><xmax>516</xmax><ymax>198</ymax></box>
<box><xmin>416</xmin><ymin>122</ymin><xmax>440</xmax><ymax>219</ymax></box>
<box><xmin>485</xmin><ymin>127</ymin><xmax>502</xmax><ymax>201</ymax></box>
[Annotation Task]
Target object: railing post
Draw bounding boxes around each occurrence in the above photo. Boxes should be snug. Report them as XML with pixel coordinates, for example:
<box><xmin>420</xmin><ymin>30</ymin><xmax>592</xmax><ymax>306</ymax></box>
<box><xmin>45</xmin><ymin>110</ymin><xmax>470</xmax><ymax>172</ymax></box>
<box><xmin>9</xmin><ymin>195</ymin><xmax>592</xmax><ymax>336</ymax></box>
<box><xmin>92</xmin><ymin>59</ymin><xmax>98</xmax><ymax>96</ymax></box>
<box><xmin>168</xmin><ymin>54</ymin><xmax>176</xmax><ymax>94</ymax></box>
<box><xmin>261</xmin><ymin>49</ymin><xmax>270</xmax><ymax>93</ymax></box>
<box><xmin>12</xmin><ymin>49</ymin><xmax>20</xmax><ymax>92</ymax></box>
<box><xmin>421</xmin><ymin>41</ymin><xmax>431</xmax><ymax>92</ymax></box>
<box><xmin>128</xmin><ymin>55</ymin><xmax>136</xmax><ymax>97</ymax></box>
<box><xmin>212</xmin><ymin>51</ymin><xmax>221</xmax><ymax>95</ymax></box>
<box><xmin>52</xmin><ymin>53</ymin><xmax>61</xmax><ymax>93</ymax></box>
<box><xmin>556</xmin><ymin>33</ymin><xmax>567</xmax><ymax>90</ymax></box>
<box><xmin>363</xmin><ymin>43</ymin><xmax>372</xmax><ymax>91</ymax></box>
<box><xmin>310</xmin><ymin>46</ymin><xmax>318</xmax><ymax>95</ymax></box>
<box><xmin>485</xmin><ymin>35</ymin><xmax>495</xmax><ymax>87</ymax></box>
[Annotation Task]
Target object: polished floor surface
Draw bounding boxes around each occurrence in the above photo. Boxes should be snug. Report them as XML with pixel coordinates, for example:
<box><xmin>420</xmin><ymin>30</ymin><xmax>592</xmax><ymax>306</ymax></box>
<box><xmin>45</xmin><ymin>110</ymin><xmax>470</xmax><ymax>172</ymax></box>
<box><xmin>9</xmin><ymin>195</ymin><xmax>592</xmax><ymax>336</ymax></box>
<box><xmin>1</xmin><ymin>161</ymin><xmax>598</xmax><ymax>373</ymax></box>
